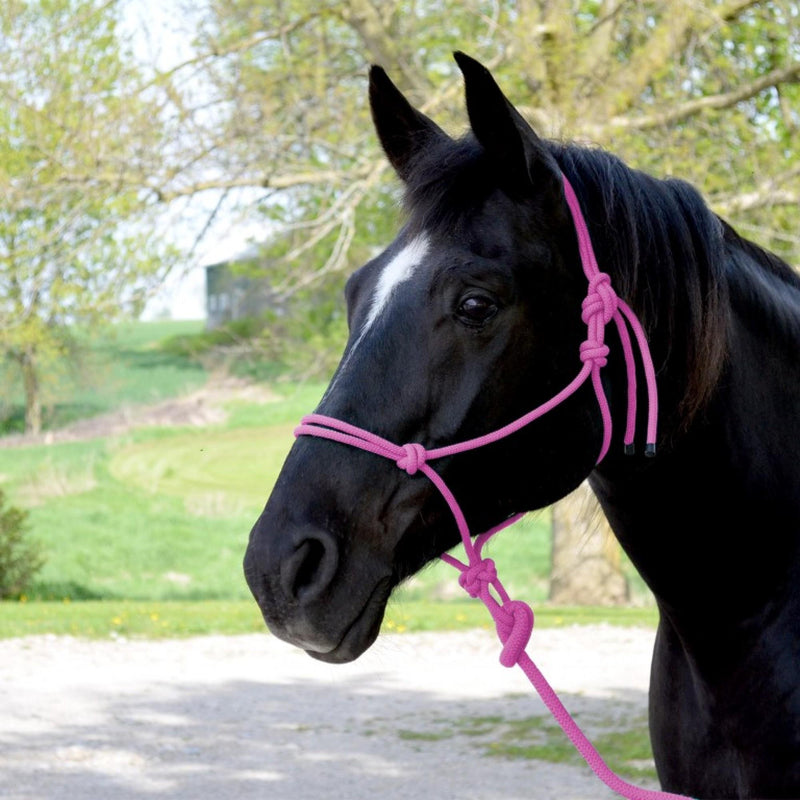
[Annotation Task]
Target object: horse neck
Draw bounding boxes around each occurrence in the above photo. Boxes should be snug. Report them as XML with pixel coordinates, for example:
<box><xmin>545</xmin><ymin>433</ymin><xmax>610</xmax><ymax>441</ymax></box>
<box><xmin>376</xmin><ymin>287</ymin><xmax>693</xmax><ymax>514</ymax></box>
<box><xmin>590</xmin><ymin>236</ymin><xmax>800</xmax><ymax>640</ymax></box>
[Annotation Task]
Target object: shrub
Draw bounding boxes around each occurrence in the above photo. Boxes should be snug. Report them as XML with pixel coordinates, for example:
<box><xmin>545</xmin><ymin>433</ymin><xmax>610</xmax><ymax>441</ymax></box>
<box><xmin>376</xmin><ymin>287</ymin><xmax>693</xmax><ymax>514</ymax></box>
<box><xmin>0</xmin><ymin>489</ymin><xmax>45</xmax><ymax>599</ymax></box>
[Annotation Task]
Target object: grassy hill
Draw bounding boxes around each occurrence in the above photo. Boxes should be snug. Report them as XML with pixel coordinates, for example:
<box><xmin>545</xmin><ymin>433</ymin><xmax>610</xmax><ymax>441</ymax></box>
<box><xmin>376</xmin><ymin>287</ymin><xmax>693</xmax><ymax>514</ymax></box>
<box><xmin>0</xmin><ymin>320</ymin><xmax>555</xmax><ymax>606</ymax></box>
<box><xmin>0</xmin><ymin>320</ymin><xmax>655</xmax><ymax>637</ymax></box>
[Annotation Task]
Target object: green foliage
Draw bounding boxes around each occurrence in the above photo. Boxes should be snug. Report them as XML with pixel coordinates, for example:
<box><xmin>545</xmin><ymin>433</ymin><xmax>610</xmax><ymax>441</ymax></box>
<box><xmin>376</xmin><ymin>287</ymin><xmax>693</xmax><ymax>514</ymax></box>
<box><xmin>162</xmin><ymin>318</ymin><xmax>266</xmax><ymax>359</ymax></box>
<box><xmin>0</xmin><ymin>489</ymin><xmax>44</xmax><ymax>599</ymax></box>
<box><xmin>3</xmin><ymin>0</ymin><xmax>797</xmax><ymax>435</ymax></box>
<box><xmin>161</xmin><ymin>315</ymin><xmax>294</xmax><ymax>381</ymax></box>
<box><xmin>174</xmin><ymin>0</ymin><xmax>800</xmax><ymax>382</ymax></box>
<box><xmin>0</xmin><ymin>0</ymin><xmax>178</xmax><ymax>433</ymax></box>
<box><xmin>162</xmin><ymin>304</ymin><xmax>347</xmax><ymax>382</ymax></box>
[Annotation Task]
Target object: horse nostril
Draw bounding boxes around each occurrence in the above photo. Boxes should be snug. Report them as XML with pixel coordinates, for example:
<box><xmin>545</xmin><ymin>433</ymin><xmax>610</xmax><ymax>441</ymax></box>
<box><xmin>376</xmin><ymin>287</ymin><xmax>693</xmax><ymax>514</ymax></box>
<box><xmin>281</xmin><ymin>532</ymin><xmax>339</xmax><ymax>605</ymax></box>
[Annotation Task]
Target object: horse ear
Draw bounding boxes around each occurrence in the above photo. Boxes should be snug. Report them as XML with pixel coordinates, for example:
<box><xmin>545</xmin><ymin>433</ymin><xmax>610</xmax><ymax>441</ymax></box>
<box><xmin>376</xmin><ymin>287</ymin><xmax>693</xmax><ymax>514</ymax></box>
<box><xmin>369</xmin><ymin>65</ymin><xmax>450</xmax><ymax>182</ymax></box>
<box><xmin>454</xmin><ymin>51</ymin><xmax>561</xmax><ymax>196</ymax></box>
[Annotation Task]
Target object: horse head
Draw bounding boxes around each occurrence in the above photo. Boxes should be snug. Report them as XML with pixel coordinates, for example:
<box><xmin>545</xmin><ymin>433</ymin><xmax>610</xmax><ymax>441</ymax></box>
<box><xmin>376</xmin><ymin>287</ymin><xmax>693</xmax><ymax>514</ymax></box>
<box><xmin>244</xmin><ymin>54</ymin><xmax>612</xmax><ymax>663</ymax></box>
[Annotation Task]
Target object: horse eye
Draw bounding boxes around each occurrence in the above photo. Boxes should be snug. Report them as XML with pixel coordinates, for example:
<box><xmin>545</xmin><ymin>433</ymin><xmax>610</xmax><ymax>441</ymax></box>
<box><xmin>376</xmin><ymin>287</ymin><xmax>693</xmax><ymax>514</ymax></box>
<box><xmin>456</xmin><ymin>294</ymin><xmax>498</xmax><ymax>326</ymax></box>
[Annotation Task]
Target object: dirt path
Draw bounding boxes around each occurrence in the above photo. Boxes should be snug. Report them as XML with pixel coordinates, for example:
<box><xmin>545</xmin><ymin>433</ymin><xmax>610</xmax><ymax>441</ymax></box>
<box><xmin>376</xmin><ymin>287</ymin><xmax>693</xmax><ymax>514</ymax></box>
<box><xmin>0</xmin><ymin>626</ymin><xmax>660</xmax><ymax>800</ymax></box>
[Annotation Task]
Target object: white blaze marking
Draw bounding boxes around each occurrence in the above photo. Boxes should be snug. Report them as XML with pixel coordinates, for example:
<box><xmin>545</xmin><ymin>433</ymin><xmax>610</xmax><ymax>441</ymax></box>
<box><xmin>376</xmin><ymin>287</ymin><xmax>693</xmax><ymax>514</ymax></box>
<box><xmin>363</xmin><ymin>235</ymin><xmax>430</xmax><ymax>333</ymax></box>
<box><xmin>320</xmin><ymin>235</ymin><xmax>429</xmax><ymax>403</ymax></box>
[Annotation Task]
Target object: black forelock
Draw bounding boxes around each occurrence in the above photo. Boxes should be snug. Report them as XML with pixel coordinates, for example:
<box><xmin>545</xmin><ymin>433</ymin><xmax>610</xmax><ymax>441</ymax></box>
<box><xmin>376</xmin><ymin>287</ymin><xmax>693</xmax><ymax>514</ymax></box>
<box><xmin>400</xmin><ymin>134</ymin><xmax>495</xmax><ymax>236</ymax></box>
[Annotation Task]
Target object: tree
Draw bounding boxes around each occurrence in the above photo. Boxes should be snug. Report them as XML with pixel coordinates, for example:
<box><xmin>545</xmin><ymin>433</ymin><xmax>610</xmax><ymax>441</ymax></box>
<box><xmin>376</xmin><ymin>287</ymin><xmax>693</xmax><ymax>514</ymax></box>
<box><xmin>549</xmin><ymin>483</ymin><xmax>629</xmax><ymax>606</ymax></box>
<box><xmin>0</xmin><ymin>0</ymin><xmax>176</xmax><ymax>434</ymax></box>
<box><xmin>150</xmin><ymin>0</ymin><xmax>800</xmax><ymax>602</ymax></box>
<box><xmin>157</xmin><ymin>0</ymin><xmax>799</xmax><ymax>266</ymax></box>
<box><xmin>160</xmin><ymin>0</ymin><xmax>797</xmax><ymax>602</ymax></box>
<box><xmin>136</xmin><ymin>1</ymin><xmax>798</xmax><ymax>373</ymax></box>
<box><xmin>109</xmin><ymin>0</ymin><xmax>797</xmax><ymax>600</ymax></box>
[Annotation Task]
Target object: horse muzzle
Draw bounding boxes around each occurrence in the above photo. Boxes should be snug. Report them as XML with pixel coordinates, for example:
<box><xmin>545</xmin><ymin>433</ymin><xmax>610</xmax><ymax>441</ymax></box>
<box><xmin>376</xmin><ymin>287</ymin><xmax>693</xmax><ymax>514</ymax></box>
<box><xmin>243</xmin><ymin>513</ymin><xmax>393</xmax><ymax>663</ymax></box>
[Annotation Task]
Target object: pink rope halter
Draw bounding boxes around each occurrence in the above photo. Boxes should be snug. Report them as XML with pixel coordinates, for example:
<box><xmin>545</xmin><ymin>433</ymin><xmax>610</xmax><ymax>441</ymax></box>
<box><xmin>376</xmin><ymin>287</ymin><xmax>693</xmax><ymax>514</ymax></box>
<box><xmin>295</xmin><ymin>175</ymin><xmax>692</xmax><ymax>800</ymax></box>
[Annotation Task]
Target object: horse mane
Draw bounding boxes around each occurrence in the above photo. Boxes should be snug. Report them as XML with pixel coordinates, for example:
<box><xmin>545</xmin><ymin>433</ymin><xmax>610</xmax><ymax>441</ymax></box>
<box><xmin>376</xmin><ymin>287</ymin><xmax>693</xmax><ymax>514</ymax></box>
<box><xmin>400</xmin><ymin>134</ymin><xmax>799</xmax><ymax>427</ymax></box>
<box><xmin>552</xmin><ymin>143</ymin><xmax>730</xmax><ymax>425</ymax></box>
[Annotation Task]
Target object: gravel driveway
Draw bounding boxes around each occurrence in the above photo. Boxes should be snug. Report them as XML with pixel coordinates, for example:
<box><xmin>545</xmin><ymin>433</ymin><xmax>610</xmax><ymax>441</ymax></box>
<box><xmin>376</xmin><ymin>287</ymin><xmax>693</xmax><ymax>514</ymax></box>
<box><xmin>0</xmin><ymin>625</ymin><xmax>660</xmax><ymax>799</ymax></box>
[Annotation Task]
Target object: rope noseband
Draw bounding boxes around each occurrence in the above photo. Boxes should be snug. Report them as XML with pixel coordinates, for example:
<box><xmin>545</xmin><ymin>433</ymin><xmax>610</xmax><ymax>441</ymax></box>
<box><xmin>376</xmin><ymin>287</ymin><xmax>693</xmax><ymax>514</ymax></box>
<box><xmin>295</xmin><ymin>175</ymin><xmax>693</xmax><ymax>800</ymax></box>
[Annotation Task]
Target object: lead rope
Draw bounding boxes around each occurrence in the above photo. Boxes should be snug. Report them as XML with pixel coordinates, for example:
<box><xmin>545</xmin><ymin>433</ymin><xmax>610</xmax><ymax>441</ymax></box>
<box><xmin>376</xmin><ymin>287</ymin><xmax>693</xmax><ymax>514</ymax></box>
<box><xmin>295</xmin><ymin>175</ymin><xmax>694</xmax><ymax>800</ymax></box>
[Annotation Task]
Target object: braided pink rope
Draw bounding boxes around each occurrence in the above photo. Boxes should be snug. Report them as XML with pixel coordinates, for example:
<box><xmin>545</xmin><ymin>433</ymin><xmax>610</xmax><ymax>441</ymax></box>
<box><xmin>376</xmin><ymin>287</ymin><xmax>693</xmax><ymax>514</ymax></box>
<box><xmin>294</xmin><ymin>175</ymin><xmax>692</xmax><ymax>800</ymax></box>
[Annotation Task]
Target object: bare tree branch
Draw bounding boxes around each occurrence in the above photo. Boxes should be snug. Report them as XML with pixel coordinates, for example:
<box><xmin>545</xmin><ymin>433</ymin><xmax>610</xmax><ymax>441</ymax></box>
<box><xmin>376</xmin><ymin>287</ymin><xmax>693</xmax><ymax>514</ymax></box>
<box><xmin>139</xmin><ymin>12</ymin><xmax>324</xmax><ymax>94</ymax></box>
<box><xmin>600</xmin><ymin>0</ymin><xmax>768</xmax><ymax>120</ymax></box>
<box><xmin>331</xmin><ymin>0</ymin><xmax>428</xmax><ymax>96</ymax></box>
<box><xmin>719</xmin><ymin>0</ymin><xmax>762</xmax><ymax>21</ymax></box>
<box><xmin>709</xmin><ymin>163</ymin><xmax>800</xmax><ymax>216</ymax></box>
<box><xmin>608</xmin><ymin>62</ymin><xmax>800</xmax><ymax>131</ymax></box>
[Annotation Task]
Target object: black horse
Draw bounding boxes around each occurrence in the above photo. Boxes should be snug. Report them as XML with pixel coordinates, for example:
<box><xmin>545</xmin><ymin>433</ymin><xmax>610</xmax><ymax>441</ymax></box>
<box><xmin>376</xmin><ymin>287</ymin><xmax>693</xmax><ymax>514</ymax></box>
<box><xmin>244</xmin><ymin>53</ymin><xmax>800</xmax><ymax>799</ymax></box>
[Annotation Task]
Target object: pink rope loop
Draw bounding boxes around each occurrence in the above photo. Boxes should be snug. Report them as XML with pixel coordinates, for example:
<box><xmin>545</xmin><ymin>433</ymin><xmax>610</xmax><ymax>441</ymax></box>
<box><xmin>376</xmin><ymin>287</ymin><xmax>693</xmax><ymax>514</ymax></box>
<box><xmin>580</xmin><ymin>339</ymin><xmax>610</xmax><ymax>369</ymax></box>
<box><xmin>396</xmin><ymin>442</ymin><xmax>427</xmax><ymax>475</ymax></box>
<box><xmin>494</xmin><ymin>599</ymin><xmax>535</xmax><ymax>668</ymax></box>
<box><xmin>458</xmin><ymin>557</ymin><xmax>498</xmax><ymax>598</ymax></box>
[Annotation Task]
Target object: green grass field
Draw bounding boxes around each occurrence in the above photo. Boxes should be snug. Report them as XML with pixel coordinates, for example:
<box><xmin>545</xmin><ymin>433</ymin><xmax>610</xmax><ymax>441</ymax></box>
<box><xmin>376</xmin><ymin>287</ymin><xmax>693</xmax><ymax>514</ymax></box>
<box><xmin>0</xmin><ymin>598</ymin><xmax>657</xmax><ymax>639</ymax></box>
<box><xmin>0</xmin><ymin>321</ymin><xmax>656</xmax><ymax>639</ymax></box>
<box><xmin>0</xmin><ymin>426</ymin><xmax>557</xmax><ymax>603</ymax></box>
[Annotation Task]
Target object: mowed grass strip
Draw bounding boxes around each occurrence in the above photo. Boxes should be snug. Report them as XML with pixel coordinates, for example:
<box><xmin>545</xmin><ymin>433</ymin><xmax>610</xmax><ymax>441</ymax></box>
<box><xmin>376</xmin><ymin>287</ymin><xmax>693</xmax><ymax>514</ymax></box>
<box><xmin>1</xmin><ymin>412</ymin><xmax>645</xmax><ymax>608</ymax></box>
<box><xmin>0</xmin><ymin>598</ymin><xmax>657</xmax><ymax>639</ymax></box>
<box><xmin>108</xmin><ymin>423</ymin><xmax>296</xmax><ymax>513</ymax></box>
<box><xmin>0</xmin><ymin>600</ymin><xmax>267</xmax><ymax>638</ymax></box>
<box><xmin>0</xmin><ymin>387</ymin><xmax>318</xmax><ymax>601</ymax></box>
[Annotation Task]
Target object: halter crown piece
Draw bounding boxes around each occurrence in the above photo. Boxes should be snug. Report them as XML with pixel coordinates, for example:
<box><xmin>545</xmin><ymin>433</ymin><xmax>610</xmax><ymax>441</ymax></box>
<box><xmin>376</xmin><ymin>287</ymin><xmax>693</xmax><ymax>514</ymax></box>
<box><xmin>296</xmin><ymin>176</ymin><xmax>693</xmax><ymax>800</ymax></box>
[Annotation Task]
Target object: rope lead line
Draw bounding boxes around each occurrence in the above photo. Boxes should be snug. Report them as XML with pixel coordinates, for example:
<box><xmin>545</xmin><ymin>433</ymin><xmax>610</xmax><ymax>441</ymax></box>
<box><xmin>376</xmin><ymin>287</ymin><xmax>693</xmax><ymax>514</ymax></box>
<box><xmin>294</xmin><ymin>175</ymin><xmax>692</xmax><ymax>800</ymax></box>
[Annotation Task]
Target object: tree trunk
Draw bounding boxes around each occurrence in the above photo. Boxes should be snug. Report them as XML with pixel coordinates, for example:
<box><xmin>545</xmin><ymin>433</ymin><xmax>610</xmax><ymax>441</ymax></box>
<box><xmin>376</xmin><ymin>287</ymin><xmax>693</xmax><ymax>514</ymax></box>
<box><xmin>20</xmin><ymin>350</ymin><xmax>42</xmax><ymax>436</ymax></box>
<box><xmin>549</xmin><ymin>481</ymin><xmax>629</xmax><ymax>605</ymax></box>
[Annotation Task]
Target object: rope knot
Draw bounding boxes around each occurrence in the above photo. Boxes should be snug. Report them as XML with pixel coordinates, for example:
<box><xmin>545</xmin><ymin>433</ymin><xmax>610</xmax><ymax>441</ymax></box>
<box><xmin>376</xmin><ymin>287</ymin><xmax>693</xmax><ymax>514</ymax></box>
<box><xmin>581</xmin><ymin>272</ymin><xmax>617</xmax><ymax>326</ymax></box>
<box><xmin>495</xmin><ymin>599</ymin><xmax>535</xmax><ymax>668</ymax></box>
<box><xmin>396</xmin><ymin>442</ymin><xmax>427</xmax><ymax>475</ymax></box>
<box><xmin>458</xmin><ymin>558</ymin><xmax>497</xmax><ymax>599</ymax></box>
<box><xmin>580</xmin><ymin>273</ymin><xmax>616</xmax><ymax>370</ymax></box>
<box><xmin>579</xmin><ymin>339</ymin><xmax>610</xmax><ymax>369</ymax></box>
